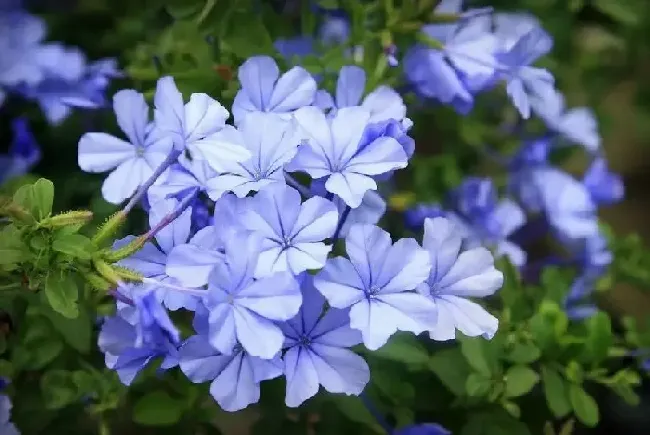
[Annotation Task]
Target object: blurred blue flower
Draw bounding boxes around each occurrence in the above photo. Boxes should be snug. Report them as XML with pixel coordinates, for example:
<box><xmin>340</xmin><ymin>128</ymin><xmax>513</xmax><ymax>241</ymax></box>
<box><xmin>418</xmin><ymin>217</ymin><xmax>503</xmax><ymax>340</ymax></box>
<box><xmin>0</xmin><ymin>393</ymin><xmax>19</xmax><ymax>435</ymax></box>
<box><xmin>582</xmin><ymin>157</ymin><xmax>624</xmax><ymax>206</ymax></box>
<box><xmin>497</xmin><ymin>26</ymin><xmax>555</xmax><ymax>119</ymax></box>
<box><xmin>204</xmin><ymin>231</ymin><xmax>302</xmax><ymax>359</ymax></box>
<box><xmin>403</xmin><ymin>0</ymin><xmax>497</xmax><ymax>113</ymax></box>
<box><xmin>153</xmin><ymin>76</ymin><xmax>251</xmax><ymax>167</ymax></box>
<box><xmin>314</xmin><ymin>224</ymin><xmax>434</xmax><ymax>350</ymax></box>
<box><xmin>98</xmin><ymin>288</ymin><xmax>180</xmax><ymax>385</ymax></box>
<box><xmin>404</xmin><ymin>203</ymin><xmax>446</xmax><ymax>231</ymax></box>
<box><xmin>287</xmin><ymin>106</ymin><xmax>408</xmax><ymax>207</ymax></box>
<box><xmin>232</xmin><ymin>56</ymin><xmax>317</xmax><ymax>124</ymax></box>
<box><xmin>450</xmin><ymin>177</ymin><xmax>527</xmax><ymax>266</ymax></box>
<box><xmin>241</xmin><ymin>185</ymin><xmax>338</xmax><ymax>277</ymax></box>
<box><xmin>280</xmin><ymin>275</ymin><xmax>369</xmax><ymax>407</ymax></box>
<box><xmin>395</xmin><ymin>423</ymin><xmax>451</xmax><ymax>435</ymax></box>
<box><xmin>78</xmin><ymin>89</ymin><xmax>174</xmax><ymax>204</ymax></box>
<box><xmin>0</xmin><ymin>118</ymin><xmax>41</xmax><ymax>184</ymax></box>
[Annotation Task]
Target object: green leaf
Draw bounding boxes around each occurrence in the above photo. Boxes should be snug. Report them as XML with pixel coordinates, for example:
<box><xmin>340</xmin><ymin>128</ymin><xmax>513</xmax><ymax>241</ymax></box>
<box><xmin>52</xmin><ymin>233</ymin><xmax>93</xmax><ymax>260</ymax></box>
<box><xmin>222</xmin><ymin>13</ymin><xmax>274</xmax><ymax>58</ymax></box>
<box><xmin>41</xmin><ymin>370</ymin><xmax>79</xmax><ymax>409</ymax></box>
<box><xmin>133</xmin><ymin>391</ymin><xmax>184</xmax><ymax>426</ymax></box>
<box><xmin>505</xmin><ymin>341</ymin><xmax>541</xmax><ymax>364</ymax></box>
<box><xmin>45</xmin><ymin>272</ymin><xmax>79</xmax><ymax>319</ymax></box>
<box><xmin>0</xmin><ymin>225</ymin><xmax>27</xmax><ymax>266</ymax></box>
<box><xmin>42</xmin><ymin>305</ymin><xmax>92</xmax><ymax>353</ymax></box>
<box><xmin>585</xmin><ymin>312</ymin><xmax>612</xmax><ymax>363</ymax></box>
<box><xmin>466</xmin><ymin>373</ymin><xmax>492</xmax><ymax>397</ymax></box>
<box><xmin>504</xmin><ymin>366</ymin><xmax>540</xmax><ymax>397</ymax></box>
<box><xmin>32</xmin><ymin>179</ymin><xmax>54</xmax><ymax>220</ymax></box>
<box><xmin>541</xmin><ymin>366</ymin><xmax>572</xmax><ymax>418</ymax></box>
<box><xmin>593</xmin><ymin>0</ymin><xmax>639</xmax><ymax>25</ymax></box>
<box><xmin>372</xmin><ymin>367</ymin><xmax>415</xmax><ymax>404</ymax></box>
<box><xmin>372</xmin><ymin>333</ymin><xmax>429</xmax><ymax>368</ymax></box>
<box><xmin>328</xmin><ymin>395</ymin><xmax>384</xmax><ymax>434</ymax></box>
<box><xmin>568</xmin><ymin>385</ymin><xmax>599</xmax><ymax>427</ymax></box>
<box><xmin>429</xmin><ymin>348</ymin><xmax>471</xmax><ymax>396</ymax></box>
<box><xmin>459</xmin><ymin>335</ymin><xmax>499</xmax><ymax>376</ymax></box>
<box><xmin>461</xmin><ymin>410</ymin><xmax>532</xmax><ymax>435</ymax></box>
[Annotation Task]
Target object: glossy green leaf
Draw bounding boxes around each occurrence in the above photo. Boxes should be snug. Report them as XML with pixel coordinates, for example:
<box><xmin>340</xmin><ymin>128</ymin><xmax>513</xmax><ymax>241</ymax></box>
<box><xmin>541</xmin><ymin>366</ymin><xmax>572</xmax><ymax>418</ymax></box>
<box><xmin>133</xmin><ymin>391</ymin><xmax>184</xmax><ymax>426</ymax></box>
<box><xmin>45</xmin><ymin>272</ymin><xmax>79</xmax><ymax>319</ymax></box>
<box><xmin>505</xmin><ymin>366</ymin><xmax>540</xmax><ymax>397</ymax></box>
<box><xmin>429</xmin><ymin>348</ymin><xmax>471</xmax><ymax>396</ymax></box>
<box><xmin>52</xmin><ymin>233</ymin><xmax>93</xmax><ymax>260</ymax></box>
<box><xmin>568</xmin><ymin>385</ymin><xmax>599</xmax><ymax>427</ymax></box>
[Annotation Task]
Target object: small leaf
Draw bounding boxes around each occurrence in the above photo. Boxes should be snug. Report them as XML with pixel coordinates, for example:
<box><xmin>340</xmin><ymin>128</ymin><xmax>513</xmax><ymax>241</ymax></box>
<box><xmin>52</xmin><ymin>233</ymin><xmax>93</xmax><ymax>260</ymax></box>
<box><xmin>32</xmin><ymin>178</ymin><xmax>54</xmax><ymax>220</ymax></box>
<box><xmin>45</xmin><ymin>272</ymin><xmax>79</xmax><ymax>319</ymax></box>
<box><xmin>459</xmin><ymin>335</ymin><xmax>499</xmax><ymax>376</ymax></box>
<box><xmin>585</xmin><ymin>312</ymin><xmax>612</xmax><ymax>363</ymax></box>
<box><xmin>222</xmin><ymin>13</ymin><xmax>274</xmax><ymax>58</ymax></box>
<box><xmin>505</xmin><ymin>366</ymin><xmax>540</xmax><ymax>397</ymax></box>
<box><xmin>328</xmin><ymin>395</ymin><xmax>384</xmax><ymax>434</ymax></box>
<box><xmin>429</xmin><ymin>348</ymin><xmax>471</xmax><ymax>396</ymax></box>
<box><xmin>505</xmin><ymin>341</ymin><xmax>541</xmax><ymax>364</ymax></box>
<box><xmin>466</xmin><ymin>373</ymin><xmax>492</xmax><ymax>397</ymax></box>
<box><xmin>541</xmin><ymin>366</ymin><xmax>572</xmax><ymax>418</ymax></box>
<box><xmin>41</xmin><ymin>370</ymin><xmax>79</xmax><ymax>409</ymax></box>
<box><xmin>372</xmin><ymin>333</ymin><xmax>429</xmax><ymax>368</ymax></box>
<box><xmin>133</xmin><ymin>391</ymin><xmax>184</xmax><ymax>426</ymax></box>
<box><xmin>42</xmin><ymin>305</ymin><xmax>92</xmax><ymax>354</ymax></box>
<box><xmin>568</xmin><ymin>385</ymin><xmax>599</xmax><ymax>427</ymax></box>
<box><xmin>0</xmin><ymin>225</ymin><xmax>27</xmax><ymax>266</ymax></box>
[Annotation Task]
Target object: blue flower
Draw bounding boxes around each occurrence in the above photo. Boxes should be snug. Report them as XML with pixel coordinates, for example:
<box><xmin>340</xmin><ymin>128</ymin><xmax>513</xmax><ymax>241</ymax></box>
<box><xmin>319</xmin><ymin>16</ymin><xmax>351</xmax><ymax>46</ymax></box>
<box><xmin>280</xmin><ymin>275</ymin><xmax>370</xmax><ymax>407</ymax></box>
<box><xmin>77</xmin><ymin>89</ymin><xmax>174</xmax><ymax>204</ymax></box>
<box><xmin>231</xmin><ymin>56</ymin><xmax>317</xmax><ymax>124</ymax></box>
<box><xmin>274</xmin><ymin>37</ymin><xmax>315</xmax><ymax>63</ymax></box>
<box><xmin>98</xmin><ymin>288</ymin><xmax>180</xmax><ymax>385</ymax></box>
<box><xmin>535</xmin><ymin>91</ymin><xmax>601</xmax><ymax>153</ymax></box>
<box><xmin>395</xmin><ymin>423</ymin><xmax>451</xmax><ymax>435</ymax></box>
<box><xmin>403</xmin><ymin>0</ymin><xmax>497</xmax><ymax>113</ymax></box>
<box><xmin>497</xmin><ymin>26</ymin><xmax>555</xmax><ymax>119</ymax></box>
<box><xmin>166</xmin><ymin>195</ymin><xmax>249</xmax><ymax>287</ymax></box>
<box><xmin>523</xmin><ymin>168</ymin><xmax>599</xmax><ymax>240</ymax></box>
<box><xmin>116</xmin><ymin>198</ymin><xmax>198</xmax><ymax>311</ymax></box>
<box><xmin>287</xmin><ymin>106</ymin><xmax>408</xmax><ymax>207</ymax></box>
<box><xmin>205</xmin><ymin>112</ymin><xmax>301</xmax><ymax>198</ymax></box>
<box><xmin>147</xmin><ymin>156</ymin><xmax>218</xmax><ymax>204</ymax></box>
<box><xmin>314</xmin><ymin>224</ymin><xmax>434</xmax><ymax>350</ymax></box>
<box><xmin>0</xmin><ymin>117</ymin><xmax>40</xmax><ymax>185</ymax></box>
<box><xmin>404</xmin><ymin>204</ymin><xmax>445</xmax><ymax>231</ymax></box>
<box><xmin>325</xmin><ymin>66</ymin><xmax>409</xmax><ymax>127</ymax></box>
<box><xmin>20</xmin><ymin>52</ymin><xmax>121</xmax><ymax>125</ymax></box>
<box><xmin>0</xmin><ymin>394</ymin><xmax>18</xmax><ymax>435</ymax></box>
<box><xmin>179</xmin><ymin>334</ymin><xmax>282</xmax><ymax>412</ymax></box>
<box><xmin>417</xmin><ymin>217</ymin><xmax>503</xmax><ymax>340</ymax></box>
<box><xmin>450</xmin><ymin>178</ymin><xmax>527</xmax><ymax>266</ymax></box>
<box><xmin>204</xmin><ymin>231</ymin><xmax>302</xmax><ymax>359</ymax></box>
<box><xmin>153</xmin><ymin>76</ymin><xmax>251</xmax><ymax>166</ymax></box>
<box><xmin>0</xmin><ymin>11</ymin><xmax>47</xmax><ymax>106</ymax></box>
<box><xmin>582</xmin><ymin>157</ymin><xmax>624</xmax><ymax>206</ymax></box>
<box><xmin>241</xmin><ymin>185</ymin><xmax>338</xmax><ymax>277</ymax></box>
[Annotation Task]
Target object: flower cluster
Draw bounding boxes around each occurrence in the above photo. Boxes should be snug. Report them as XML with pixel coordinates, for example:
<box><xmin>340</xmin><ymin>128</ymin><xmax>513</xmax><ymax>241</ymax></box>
<box><xmin>80</xmin><ymin>55</ymin><xmax>504</xmax><ymax>411</ymax></box>
<box><xmin>0</xmin><ymin>2</ymin><xmax>119</xmax><ymax>124</ymax></box>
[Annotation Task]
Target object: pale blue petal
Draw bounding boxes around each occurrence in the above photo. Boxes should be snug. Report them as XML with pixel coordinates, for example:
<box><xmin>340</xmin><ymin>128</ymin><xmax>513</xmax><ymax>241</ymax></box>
<box><xmin>267</xmin><ymin>66</ymin><xmax>317</xmax><ymax>112</ymax></box>
<box><xmin>284</xmin><ymin>346</ymin><xmax>320</xmax><ymax>407</ymax></box>
<box><xmin>78</xmin><ymin>133</ymin><xmax>134</xmax><ymax>172</ymax></box>
<box><xmin>429</xmin><ymin>295</ymin><xmax>498</xmax><ymax>341</ymax></box>
<box><xmin>376</xmin><ymin>238</ymin><xmax>431</xmax><ymax>294</ymax></box>
<box><xmin>437</xmin><ymin>247</ymin><xmax>503</xmax><ymax>297</ymax></box>
<box><xmin>291</xmin><ymin>195</ymin><xmax>338</xmax><ymax>241</ymax></box>
<box><xmin>209</xmin><ymin>352</ymin><xmax>259</xmax><ymax>412</ymax></box>
<box><xmin>325</xmin><ymin>172</ymin><xmax>377</xmax><ymax>208</ymax></box>
<box><xmin>234</xmin><ymin>307</ymin><xmax>285</xmax><ymax>359</ymax></box>
<box><xmin>101</xmin><ymin>158</ymin><xmax>150</xmax><ymax>204</ymax></box>
<box><xmin>236</xmin><ymin>272</ymin><xmax>302</xmax><ymax>320</ymax></box>
<box><xmin>361</xmin><ymin>86</ymin><xmax>407</xmax><ymax>124</ymax></box>
<box><xmin>153</xmin><ymin>76</ymin><xmax>185</xmax><ymax>147</ymax></box>
<box><xmin>207</xmin><ymin>304</ymin><xmax>238</xmax><ymax>355</ymax></box>
<box><xmin>148</xmin><ymin>198</ymin><xmax>192</xmax><ymax>254</ymax></box>
<box><xmin>178</xmin><ymin>335</ymin><xmax>231</xmax><ymax>383</ymax></box>
<box><xmin>113</xmin><ymin>89</ymin><xmax>149</xmax><ymax>146</ymax></box>
<box><xmin>314</xmin><ymin>257</ymin><xmax>366</xmax><ymax>308</ymax></box>
<box><xmin>336</xmin><ymin>66</ymin><xmax>366</xmax><ymax>108</ymax></box>
<box><xmin>344</xmin><ymin>224</ymin><xmax>393</xmax><ymax>288</ymax></box>
<box><xmin>166</xmin><ymin>243</ymin><xmax>223</xmax><ymax>287</ymax></box>
<box><xmin>422</xmin><ymin>217</ymin><xmax>463</xmax><ymax>282</ymax></box>
<box><xmin>184</xmin><ymin>93</ymin><xmax>229</xmax><ymax>143</ymax></box>
<box><xmin>237</xmin><ymin>55</ymin><xmax>279</xmax><ymax>111</ymax></box>
<box><xmin>310</xmin><ymin>344</ymin><xmax>369</xmax><ymax>396</ymax></box>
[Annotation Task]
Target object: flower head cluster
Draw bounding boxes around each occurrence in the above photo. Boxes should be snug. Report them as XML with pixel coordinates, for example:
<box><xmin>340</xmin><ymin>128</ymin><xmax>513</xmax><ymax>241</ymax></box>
<box><xmin>83</xmin><ymin>55</ymin><xmax>504</xmax><ymax>412</ymax></box>
<box><xmin>0</xmin><ymin>5</ymin><xmax>119</xmax><ymax>123</ymax></box>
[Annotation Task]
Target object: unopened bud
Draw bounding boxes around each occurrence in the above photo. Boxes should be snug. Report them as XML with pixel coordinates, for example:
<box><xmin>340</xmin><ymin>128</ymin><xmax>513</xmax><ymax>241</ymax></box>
<box><xmin>40</xmin><ymin>210</ymin><xmax>93</xmax><ymax>228</ymax></box>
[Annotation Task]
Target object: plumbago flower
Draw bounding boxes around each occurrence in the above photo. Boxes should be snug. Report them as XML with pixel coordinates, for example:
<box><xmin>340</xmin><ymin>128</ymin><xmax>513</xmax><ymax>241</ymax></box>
<box><xmin>153</xmin><ymin>76</ymin><xmax>251</xmax><ymax>165</ymax></box>
<box><xmin>231</xmin><ymin>55</ymin><xmax>318</xmax><ymax>124</ymax></box>
<box><xmin>0</xmin><ymin>380</ymin><xmax>18</xmax><ymax>435</ymax></box>
<box><xmin>205</xmin><ymin>112</ymin><xmax>302</xmax><ymax>198</ymax></box>
<box><xmin>203</xmin><ymin>231</ymin><xmax>302</xmax><ymax>359</ymax></box>
<box><xmin>417</xmin><ymin>217</ymin><xmax>503</xmax><ymax>341</ymax></box>
<box><xmin>179</xmin><ymin>306</ymin><xmax>283</xmax><ymax>412</ymax></box>
<box><xmin>98</xmin><ymin>289</ymin><xmax>180</xmax><ymax>385</ymax></box>
<box><xmin>241</xmin><ymin>185</ymin><xmax>338</xmax><ymax>277</ymax></box>
<box><xmin>0</xmin><ymin>117</ymin><xmax>41</xmax><ymax>185</ymax></box>
<box><xmin>280</xmin><ymin>275</ymin><xmax>370</xmax><ymax>407</ymax></box>
<box><xmin>78</xmin><ymin>89</ymin><xmax>174</xmax><ymax>204</ymax></box>
<box><xmin>286</xmin><ymin>106</ymin><xmax>409</xmax><ymax>207</ymax></box>
<box><xmin>314</xmin><ymin>224</ymin><xmax>435</xmax><ymax>350</ymax></box>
